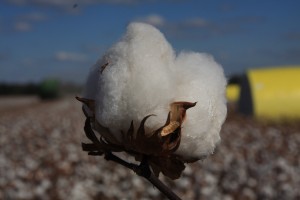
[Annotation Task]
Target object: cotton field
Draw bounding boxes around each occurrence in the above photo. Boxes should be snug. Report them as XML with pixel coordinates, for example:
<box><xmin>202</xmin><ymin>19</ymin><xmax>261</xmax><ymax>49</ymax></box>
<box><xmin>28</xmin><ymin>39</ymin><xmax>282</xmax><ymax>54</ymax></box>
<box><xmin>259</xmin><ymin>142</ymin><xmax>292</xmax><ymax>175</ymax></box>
<box><xmin>0</xmin><ymin>97</ymin><xmax>299</xmax><ymax>200</ymax></box>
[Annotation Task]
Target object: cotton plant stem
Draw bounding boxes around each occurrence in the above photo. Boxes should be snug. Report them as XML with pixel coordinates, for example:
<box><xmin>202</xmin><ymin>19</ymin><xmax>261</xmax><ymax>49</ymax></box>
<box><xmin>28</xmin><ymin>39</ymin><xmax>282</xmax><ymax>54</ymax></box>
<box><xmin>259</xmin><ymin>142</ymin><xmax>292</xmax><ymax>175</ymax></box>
<box><xmin>81</xmin><ymin>114</ymin><xmax>182</xmax><ymax>199</ymax></box>
<box><xmin>104</xmin><ymin>152</ymin><xmax>182</xmax><ymax>200</ymax></box>
<box><xmin>146</xmin><ymin>173</ymin><xmax>181</xmax><ymax>200</ymax></box>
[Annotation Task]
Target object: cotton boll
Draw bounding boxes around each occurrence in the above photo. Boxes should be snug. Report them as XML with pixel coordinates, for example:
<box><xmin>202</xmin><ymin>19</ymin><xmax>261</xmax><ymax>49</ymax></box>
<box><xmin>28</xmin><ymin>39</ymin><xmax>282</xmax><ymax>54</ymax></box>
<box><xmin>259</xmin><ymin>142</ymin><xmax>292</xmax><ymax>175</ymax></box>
<box><xmin>83</xmin><ymin>22</ymin><xmax>227</xmax><ymax>161</ymax></box>
<box><xmin>89</xmin><ymin>23</ymin><xmax>176</xmax><ymax>137</ymax></box>
<box><xmin>173</xmin><ymin>52</ymin><xmax>227</xmax><ymax>160</ymax></box>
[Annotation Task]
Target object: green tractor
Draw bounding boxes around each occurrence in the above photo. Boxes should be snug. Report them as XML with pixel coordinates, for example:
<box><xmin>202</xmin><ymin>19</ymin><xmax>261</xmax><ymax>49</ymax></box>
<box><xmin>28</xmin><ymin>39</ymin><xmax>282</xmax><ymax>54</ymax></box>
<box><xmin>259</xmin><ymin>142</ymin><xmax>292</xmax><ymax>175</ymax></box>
<box><xmin>38</xmin><ymin>79</ymin><xmax>60</xmax><ymax>100</ymax></box>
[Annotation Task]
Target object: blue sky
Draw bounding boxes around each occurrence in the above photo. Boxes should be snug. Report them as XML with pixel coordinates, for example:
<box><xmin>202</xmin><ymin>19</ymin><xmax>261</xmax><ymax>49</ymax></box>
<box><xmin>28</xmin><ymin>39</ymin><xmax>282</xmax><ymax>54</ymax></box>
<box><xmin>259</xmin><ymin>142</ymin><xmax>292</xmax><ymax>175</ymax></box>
<box><xmin>1</xmin><ymin>0</ymin><xmax>300</xmax><ymax>83</ymax></box>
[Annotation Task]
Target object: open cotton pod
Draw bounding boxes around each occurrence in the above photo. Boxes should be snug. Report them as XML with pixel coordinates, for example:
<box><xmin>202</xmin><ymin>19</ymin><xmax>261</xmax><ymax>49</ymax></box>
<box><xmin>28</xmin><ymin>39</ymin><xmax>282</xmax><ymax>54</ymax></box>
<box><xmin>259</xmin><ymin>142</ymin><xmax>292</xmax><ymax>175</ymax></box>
<box><xmin>77</xmin><ymin>22</ymin><xmax>227</xmax><ymax>179</ymax></box>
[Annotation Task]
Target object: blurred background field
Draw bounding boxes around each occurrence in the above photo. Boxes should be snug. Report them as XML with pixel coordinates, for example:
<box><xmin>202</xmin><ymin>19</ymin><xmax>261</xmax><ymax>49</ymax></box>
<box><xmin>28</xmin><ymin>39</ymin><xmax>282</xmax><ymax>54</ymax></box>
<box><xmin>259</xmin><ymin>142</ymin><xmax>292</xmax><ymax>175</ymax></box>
<box><xmin>0</xmin><ymin>96</ymin><xmax>299</xmax><ymax>200</ymax></box>
<box><xmin>1</xmin><ymin>0</ymin><xmax>300</xmax><ymax>199</ymax></box>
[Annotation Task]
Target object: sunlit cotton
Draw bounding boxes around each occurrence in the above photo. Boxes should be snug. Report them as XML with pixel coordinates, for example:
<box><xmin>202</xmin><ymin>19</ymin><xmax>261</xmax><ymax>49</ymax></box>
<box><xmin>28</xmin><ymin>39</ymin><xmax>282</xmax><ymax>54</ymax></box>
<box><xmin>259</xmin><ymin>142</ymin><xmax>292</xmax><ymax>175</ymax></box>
<box><xmin>83</xmin><ymin>22</ymin><xmax>227</xmax><ymax>161</ymax></box>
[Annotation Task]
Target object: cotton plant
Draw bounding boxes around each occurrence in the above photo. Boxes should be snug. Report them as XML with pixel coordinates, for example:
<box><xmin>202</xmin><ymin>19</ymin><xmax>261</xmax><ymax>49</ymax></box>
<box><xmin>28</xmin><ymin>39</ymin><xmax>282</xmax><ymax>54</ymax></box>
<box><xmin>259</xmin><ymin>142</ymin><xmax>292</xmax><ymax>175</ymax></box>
<box><xmin>77</xmin><ymin>22</ymin><xmax>227</xmax><ymax>199</ymax></box>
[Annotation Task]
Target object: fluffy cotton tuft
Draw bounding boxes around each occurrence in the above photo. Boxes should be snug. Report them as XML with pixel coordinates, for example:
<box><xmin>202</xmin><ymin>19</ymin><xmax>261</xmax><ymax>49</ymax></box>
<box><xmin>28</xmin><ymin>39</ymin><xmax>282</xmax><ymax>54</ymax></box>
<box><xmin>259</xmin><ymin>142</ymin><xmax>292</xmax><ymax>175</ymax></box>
<box><xmin>83</xmin><ymin>22</ymin><xmax>227</xmax><ymax>160</ymax></box>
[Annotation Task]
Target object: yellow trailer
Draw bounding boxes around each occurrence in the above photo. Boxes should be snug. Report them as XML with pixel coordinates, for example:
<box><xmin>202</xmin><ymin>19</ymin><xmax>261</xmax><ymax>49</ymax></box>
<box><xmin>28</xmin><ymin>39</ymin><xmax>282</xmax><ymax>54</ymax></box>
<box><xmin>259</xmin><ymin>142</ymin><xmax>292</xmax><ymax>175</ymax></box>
<box><xmin>238</xmin><ymin>66</ymin><xmax>300</xmax><ymax>120</ymax></box>
<box><xmin>226</xmin><ymin>84</ymin><xmax>240</xmax><ymax>103</ymax></box>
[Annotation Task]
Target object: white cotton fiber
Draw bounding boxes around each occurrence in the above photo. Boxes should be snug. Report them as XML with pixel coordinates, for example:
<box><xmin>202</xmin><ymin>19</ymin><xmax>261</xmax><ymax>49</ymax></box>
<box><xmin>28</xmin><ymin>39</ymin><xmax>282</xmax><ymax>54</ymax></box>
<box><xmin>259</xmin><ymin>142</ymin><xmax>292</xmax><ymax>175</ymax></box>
<box><xmin>83</xmin><ymin>22</ymin><xmax>227</xmax><ymax>161</ymax></box>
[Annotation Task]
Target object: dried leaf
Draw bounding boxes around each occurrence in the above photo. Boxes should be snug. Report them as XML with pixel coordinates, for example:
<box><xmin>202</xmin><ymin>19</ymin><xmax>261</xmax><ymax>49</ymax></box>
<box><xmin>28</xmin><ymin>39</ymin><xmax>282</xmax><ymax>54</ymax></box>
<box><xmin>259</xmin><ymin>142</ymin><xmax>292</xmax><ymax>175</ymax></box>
<box><xmin>94</xmin><ymin>120</ymin><xmax>121</xmax><ymax>145</ymax></box>
<box><xmin>82</xmin><ymin>143</ymin><xmax>99</xmax><ymax>152</ymax></box>
<box><xmin>100</xmin><ymin>62</ymin><xmax>109</xmax><ymax>74</ymax></box>
<box><xmin>84</xmin><ymin>117</ymin><xmax>100</xmax><ymax>144</ymax></box>
<box><xmin>161</xmin><ymin>121</ymin><xmax>180</xmax><ymax>136</ymax></box>
<box><xmin>76</xmin><ymin>97</ymin><xmax>95</xmax><ymax>117</ymax></box>
<box><xmin>170</xmin><ymin>101</ymin><xmax>197</xmax><ymax>123</ymax></box>
<box><xmin>161</xmin><ymin>127</ymin><xmax>181</xmax><ymax>154</ymax></box>
<box><xmin>122</xmin><ymin>121</ymin><xmax>134</xmax><ymax>151</ymax></box>
<box><xmin>78</xmin><ymin>97</ymin><xmax>197</xmax><ymax>179</ymax></box>
<box><xmin>160</xmin><ymin>101</ymin><xmax>196</xmax><ymax>137</ymax></box>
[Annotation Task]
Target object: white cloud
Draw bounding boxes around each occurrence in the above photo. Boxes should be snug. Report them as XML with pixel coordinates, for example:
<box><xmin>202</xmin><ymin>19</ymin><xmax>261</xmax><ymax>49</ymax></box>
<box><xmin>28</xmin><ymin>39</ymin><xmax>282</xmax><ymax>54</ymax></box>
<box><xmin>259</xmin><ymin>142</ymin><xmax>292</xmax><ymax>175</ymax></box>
<box><xmin>55</xmin><ymin>51</ymin><xmax>88</xmax><ymax>62</ymax></box>
<box><xmin>183</xmin><ymin>18</ymin><xmax>208</xmax><ymax>28</ymax></box>
<box><xmin>14</xmin><ymin>21</ymin><xmax>31</xmax><ymax>32</ymax></box>
<box><xmin>132</xmin><ymin>15</ymin><xmax>263</xmax><ymax>40</ymax></box>
<box><xmin>133</xmin><ymin>15</ymin><xmax>212</xmax><ymax>39</ymax></box>
<box><xmin>135</xmin><ymin>14</ymin><xmax>165</xmax><ymax>27</ymax></box>
<box><xmin>134</xmin><ymin>15</ymin><xmax>209</xmax><ymax>29</ymax></box>
<box><xmin>5</xmin><ymin>12</ymin><xmax>48</xmax><ymax>33</ymax></box>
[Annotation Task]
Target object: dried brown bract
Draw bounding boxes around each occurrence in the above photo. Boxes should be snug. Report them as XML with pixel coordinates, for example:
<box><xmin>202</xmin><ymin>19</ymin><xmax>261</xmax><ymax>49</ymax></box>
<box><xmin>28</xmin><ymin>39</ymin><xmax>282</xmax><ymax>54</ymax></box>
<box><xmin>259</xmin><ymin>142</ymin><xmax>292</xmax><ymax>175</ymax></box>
<box><xmin>76</xmin><ymin>96</ymin><xmax>196</xmax><ymax>179</ymax></box>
